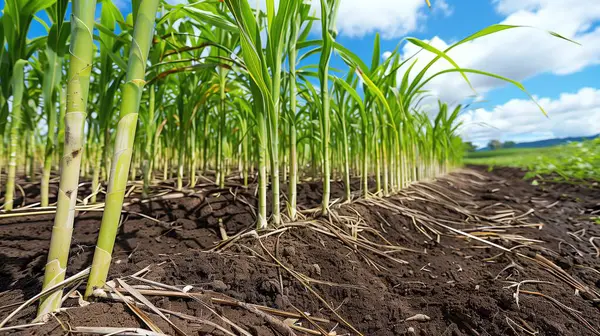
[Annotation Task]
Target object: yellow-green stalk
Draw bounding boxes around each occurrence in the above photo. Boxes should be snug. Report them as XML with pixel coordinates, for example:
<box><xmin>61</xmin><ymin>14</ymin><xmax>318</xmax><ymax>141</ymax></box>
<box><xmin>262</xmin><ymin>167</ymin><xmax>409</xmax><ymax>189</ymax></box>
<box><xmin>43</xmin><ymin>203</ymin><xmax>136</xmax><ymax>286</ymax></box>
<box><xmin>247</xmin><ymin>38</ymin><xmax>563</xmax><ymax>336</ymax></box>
<box><xmin>41</xmin><ymin>49</ymin><xmax>64</xmax><ymax>207</ymax></box>
<box><xmin>85</xmin><ymin>0</ymin><xmax>160</xmax><ymax>297</ymax></box>
<box><xmin>4</xmin><ymin>60</ymin><xmax>27</xmax><ymax>211</ymax></box>
<box><xmin>142</xmin><ymin>85</ymin><xmax>155</xmax><ymax>198</ymax></box>
<box><xmin>287</xmin><ymin>49</ymin><xmax>298</xmax><ymax>220</ymax></box>
<box><xmin>37</xmin><ymin>0</ymin><xmax>97</xmax><ymax>317</ymax></box>
<box><xmin>90</xmin><ymin>140</ymin><xmax>102</xmax><ymax>203</ymax></box>
<box><xmin>318</xmin><ymin>0</ymin><xmax>340</xmax><ymax>216</ymax></box>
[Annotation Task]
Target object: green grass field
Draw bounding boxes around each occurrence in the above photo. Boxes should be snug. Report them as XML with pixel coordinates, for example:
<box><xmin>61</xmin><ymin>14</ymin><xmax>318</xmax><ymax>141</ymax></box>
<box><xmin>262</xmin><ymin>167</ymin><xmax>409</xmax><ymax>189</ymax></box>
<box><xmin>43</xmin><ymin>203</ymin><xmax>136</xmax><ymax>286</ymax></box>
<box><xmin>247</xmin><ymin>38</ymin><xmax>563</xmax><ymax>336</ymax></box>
<box><xmin>464</xmin><ymin>139</ymin><xmax>600</xmax><ymax>181</ymax></box>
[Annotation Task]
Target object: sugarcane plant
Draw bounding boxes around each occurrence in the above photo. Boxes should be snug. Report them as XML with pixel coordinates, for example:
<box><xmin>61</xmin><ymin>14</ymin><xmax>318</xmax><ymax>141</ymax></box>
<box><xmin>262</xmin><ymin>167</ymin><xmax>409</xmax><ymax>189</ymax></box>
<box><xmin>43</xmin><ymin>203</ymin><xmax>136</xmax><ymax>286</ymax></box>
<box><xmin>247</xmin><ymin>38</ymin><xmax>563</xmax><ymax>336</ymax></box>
<box><xmin>223</xmin><ymin>0</ymin><xmax>302</xmax><ymax>228</ymax></box>
<box><xmin>317</xmin><ymin>0</ymin><xmax>340</xmax><ymax>215</ymax></box>
<box><xmin>285</xmin><ymin>4</ymin><xmax>312</xmax><ymax>220</ymax></box>
<box><xmin>1</xmin><ymin>0</ymin><xmax>55</xmax><ymax>211</ymax></box>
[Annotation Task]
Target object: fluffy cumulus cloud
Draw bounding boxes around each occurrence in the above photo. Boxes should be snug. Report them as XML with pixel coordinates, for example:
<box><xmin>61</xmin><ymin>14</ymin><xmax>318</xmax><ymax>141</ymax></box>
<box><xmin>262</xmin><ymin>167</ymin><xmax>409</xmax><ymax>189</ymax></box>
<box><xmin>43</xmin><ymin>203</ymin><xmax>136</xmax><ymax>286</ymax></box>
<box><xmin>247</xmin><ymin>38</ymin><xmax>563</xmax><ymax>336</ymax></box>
<box><xmin>334</xmin><ymin>0</ymin><xmax>429</xmax><ymax>39</ymax></box>
<box><xmin>458</xmin><ymin>87</ymin><xmax>600</xmax><ymax>147</ymax></box>
<box><xmin>166</xmin><ymin>0</ymin><xmax>451</xmax><ymax>39</ymax></box>
<box><xmin>303</xmin><ymin>0</ymin><xmax>453</xmax><ymax>38</ymax></box>
<box><xmin>387</xmin><ymin>0</ymin><xmax>600</xmax><ymax>144</ymax></box>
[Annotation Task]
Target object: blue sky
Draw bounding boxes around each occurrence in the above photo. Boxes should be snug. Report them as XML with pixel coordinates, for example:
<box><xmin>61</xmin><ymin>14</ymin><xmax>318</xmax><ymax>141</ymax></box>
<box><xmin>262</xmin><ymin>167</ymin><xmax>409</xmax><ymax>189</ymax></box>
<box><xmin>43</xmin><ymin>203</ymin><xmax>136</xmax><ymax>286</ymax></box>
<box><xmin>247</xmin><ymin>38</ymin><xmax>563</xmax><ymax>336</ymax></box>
<box><xmin>3</xmin><ymin>0</ymin><xmax>600</xmax><ymax>147</ymax></box>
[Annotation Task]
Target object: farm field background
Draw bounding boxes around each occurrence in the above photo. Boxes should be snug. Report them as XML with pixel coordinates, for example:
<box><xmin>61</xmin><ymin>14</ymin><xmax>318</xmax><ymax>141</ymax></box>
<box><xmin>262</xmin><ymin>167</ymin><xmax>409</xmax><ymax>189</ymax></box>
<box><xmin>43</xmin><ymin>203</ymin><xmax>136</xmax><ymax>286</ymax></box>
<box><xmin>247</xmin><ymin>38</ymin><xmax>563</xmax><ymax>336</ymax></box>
<box><xmin>464</xmin><ymin>139</ymin><xmax>600</xmax><ymax>181</ymax></box>
<box><xmin>1</xmin><ymin>0</ymin><xmax>599</xmax><ymax>335</ymax></box>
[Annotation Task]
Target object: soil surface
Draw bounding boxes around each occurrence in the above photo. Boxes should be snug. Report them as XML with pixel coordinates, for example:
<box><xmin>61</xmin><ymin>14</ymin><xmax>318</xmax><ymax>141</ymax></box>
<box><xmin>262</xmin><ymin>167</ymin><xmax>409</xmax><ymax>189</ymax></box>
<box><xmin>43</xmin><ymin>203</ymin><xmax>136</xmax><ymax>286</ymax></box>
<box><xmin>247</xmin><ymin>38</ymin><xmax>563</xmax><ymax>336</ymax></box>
<box><xmin>1</xmin><ymin>166</ymin><xmax>599</xmax><ymax>336</ymax></box>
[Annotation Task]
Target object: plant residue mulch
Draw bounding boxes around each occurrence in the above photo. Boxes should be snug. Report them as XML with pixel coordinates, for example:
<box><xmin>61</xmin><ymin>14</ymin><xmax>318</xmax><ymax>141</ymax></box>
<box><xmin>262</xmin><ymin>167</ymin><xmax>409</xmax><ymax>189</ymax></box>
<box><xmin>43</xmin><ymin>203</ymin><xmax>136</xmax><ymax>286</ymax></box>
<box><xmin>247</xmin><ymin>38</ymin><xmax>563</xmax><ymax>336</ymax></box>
<box><xmin>1</xmin><ymin>166</ymin><xmax>599</xmax><ymax>335</ymax></box>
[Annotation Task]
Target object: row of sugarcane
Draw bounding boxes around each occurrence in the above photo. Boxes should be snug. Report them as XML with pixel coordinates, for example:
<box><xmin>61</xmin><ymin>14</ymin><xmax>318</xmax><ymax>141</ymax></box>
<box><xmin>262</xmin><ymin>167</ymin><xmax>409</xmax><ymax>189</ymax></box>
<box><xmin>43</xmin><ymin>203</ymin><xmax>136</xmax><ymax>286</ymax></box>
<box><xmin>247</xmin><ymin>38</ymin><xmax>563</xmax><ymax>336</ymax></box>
<box><xmin>0</xmin><ymin>0</ymin><xmax>554</xmax><ymax>321</ymax></box>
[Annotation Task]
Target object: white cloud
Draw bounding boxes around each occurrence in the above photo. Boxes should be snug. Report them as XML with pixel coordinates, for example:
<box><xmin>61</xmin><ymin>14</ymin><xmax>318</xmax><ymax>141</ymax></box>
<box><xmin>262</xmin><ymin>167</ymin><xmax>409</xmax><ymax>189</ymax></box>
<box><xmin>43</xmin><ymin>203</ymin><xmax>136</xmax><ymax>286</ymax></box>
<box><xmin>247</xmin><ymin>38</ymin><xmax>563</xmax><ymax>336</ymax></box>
<box><xmin>308</xmin><ymin>0</ymin><xmax>453</xmax><ymax>38</ymax></box>
<box><xmin>458</xmin><ymin>87</ymin><xmax>600</xmax><ymax>147</ymax></box>
<box><xmin>433</xmin><ymin>0</ymin><xmax>453</xmax><ymax>17</ymax></box>
<box><xmin>333</xmin><ymin>0</ymin><xmax>427</xmax><ymax>39</ymax></box>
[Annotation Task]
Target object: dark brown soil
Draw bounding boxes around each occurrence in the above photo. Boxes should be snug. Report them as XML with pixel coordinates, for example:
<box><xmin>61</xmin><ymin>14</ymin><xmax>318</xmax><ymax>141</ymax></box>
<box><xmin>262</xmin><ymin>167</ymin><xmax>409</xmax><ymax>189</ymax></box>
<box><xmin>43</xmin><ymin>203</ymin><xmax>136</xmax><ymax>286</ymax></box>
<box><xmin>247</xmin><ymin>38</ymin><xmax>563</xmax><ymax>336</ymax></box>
<box><xmin>1</xmin><ymin>166</ymin><xmax>599</xmax><ymax>335</ymax></box>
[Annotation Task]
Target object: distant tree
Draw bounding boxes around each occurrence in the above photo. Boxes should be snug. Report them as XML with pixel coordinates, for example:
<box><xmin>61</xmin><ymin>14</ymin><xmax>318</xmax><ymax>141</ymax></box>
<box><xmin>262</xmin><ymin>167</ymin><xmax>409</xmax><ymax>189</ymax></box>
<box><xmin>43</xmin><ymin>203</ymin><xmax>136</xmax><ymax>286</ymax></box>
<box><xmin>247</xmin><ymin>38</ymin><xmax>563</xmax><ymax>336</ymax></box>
<box><xmin>463</xmin><ymin>141</ymin><xmax>477</xmax><ymax>152</ymax></box>
<box><xmin>488</xmin><ymin>139</ymin><xmax>503</xmax><ymax>150</ymax></box>
<box><xmin>503</xmin><ymin>141</ymin><xmax>516</xmax><ymax>148</ymax></box>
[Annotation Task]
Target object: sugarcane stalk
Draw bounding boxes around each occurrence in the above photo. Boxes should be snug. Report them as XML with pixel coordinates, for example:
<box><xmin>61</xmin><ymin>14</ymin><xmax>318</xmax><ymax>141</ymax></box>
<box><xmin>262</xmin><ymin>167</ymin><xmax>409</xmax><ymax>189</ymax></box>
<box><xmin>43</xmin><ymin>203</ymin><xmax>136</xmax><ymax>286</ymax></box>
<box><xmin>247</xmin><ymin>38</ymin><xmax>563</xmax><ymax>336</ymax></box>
<box><xmin>269</xmin><ymin>79</ymin><xmax>281</xmax><ymax>226</ymax></box>
<box><xmin>37</xmin><ymin>0</ymin><xmax>97</xmax><ymax>316</ymax></box>
<box><xmin>57</xmin><ymin>87</ymin><xmax>66</xmax><ymax>160</ymax></box>
<box><xmin>177</xmin><ymin>128</ymin><xmax>184</xmax><ymax>190</ymax></box>
<box><xmin>4</xmin><ymin>60</ymin><xmax>28</xmax><ymax>211</ymax></box>
<box><xmin>163</xmin><ymin>146</ymin><xmax>168</xmax><ymax>181</ymax></box>
<box><xmin>85</xmin><ymin>0</ymin><xmax>160</xmax><ymax>298</ymax></box>
<box><xmin>28</xmin><ymin>131</ymin><xmax>36</xmax><ymax>182</ymax></box>
<box><xmin>0</xmin><ymin>143</ymin><xmax>4</xmax><ymax>193</ymax></box>
<box><xmin>287</xmin><ymin>19</ymin><xmax>298</xmax><ymax>221</ymax></box>
<box><xmin>256</xmin><ymin>112</ymin><xmax>268</xmax><ymax>229</ymax></box>
<box><xmin>242</xmin><ymin>123</ymin><xmax>248</xmax><ymax>187</ymax></box>
<box><xmin>189</xmin><ymin>121</ymin><xmax>197</xmax><ymax>188</ymax></box>
<box><xmin>202</xmin><ymin>109</ymin><xmax>209</xmax><ymax>175</ymax></box>
<box><xmin>41</xmin><ymin>52</ymin><xmax>63</xmax><ymax>206</ymax></box>
<box><xmin>218</xmin><ymin>69</ymin><xmax>227</xmax><ymax>188</ymax></box>
<box><xmin>319</xmin><ymin>0</ymin><xmax>340</xmax><ymax>216</ymax></box>
<box><xmin>382</xmin><ymin>126</ymin><xmax>389</xmax><ymax>196</ymax></box>
<box><xmin>340</xmin><ymin>105</ymin><xmax>351</xmax><ymax>201</ymax></box>
<box><xmin>102</xmin><ymin>127</ymin><xmax>111</xmax><ymax>181</ymax></box>
<box><xmin>91</xmin><ymin>139</ymin><xmax>102</xmax><ymax>204</ymax></box>
<box><xmin>142</xmin><ymin>85</ymin><xmax>155</xmax><ymax>198</ymax></box>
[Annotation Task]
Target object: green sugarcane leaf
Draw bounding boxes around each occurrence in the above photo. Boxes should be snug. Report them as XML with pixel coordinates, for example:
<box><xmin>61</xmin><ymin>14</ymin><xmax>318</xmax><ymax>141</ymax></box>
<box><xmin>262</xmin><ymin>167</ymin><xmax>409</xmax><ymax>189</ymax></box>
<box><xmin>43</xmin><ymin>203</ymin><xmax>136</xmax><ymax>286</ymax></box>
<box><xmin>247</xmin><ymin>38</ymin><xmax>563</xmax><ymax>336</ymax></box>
<box><xmin>0</xmin><ymin>17</ymin><xmax>4</xmax><ymax>53</ymax></box>
<box><xmin>23</xmin><ymin>0</ymin><xmax>57</xmax><ymax>16</ymax></box>
<box><xmin>99</xmin><ymin>39</ymin><xmax>128</xmax><ymax>71</ymax></box>
<box><xmin>26</xmin><ymin>36</ymin><xmax>48</xmax><ymax>60</ymax></box>
<box><xmin>399</xmin><ymin>58</ymin><xmax>418</xmax><ymax>95</ymax></box>
<box><xmin>298</xmin><ymin>46</ymin><xmax>321</xmax><ymax>63</ymax></box>
<box><xmin>407</xmin><ymin>24</ymin><xmax>578</xmax><ymax>101</ymax></box>
<box><xmin>417</xmin><ymin>67</ymin><xmax>546</xmax><ymax>116</ymax></box>
<box><xmin>266</xmin><ymin>0</ymin><xmax>275</xmax><ymax>27</ymax></box>
<box><xmin>333</xmin><ymin>76</ymin><xmax>365</xmax><ymax>115</ymax></box>
<box><xmin>406</xmin><ymin>37</ymin><xmax>475</xmax><ymax>93</ymax></box>
<box><xmin>223</xmin><ymin>0</ymin><xmax>273</xmax><ymax>105</ymax></box>
<box><xmin>334</xmin><ymin>42</ymin><xmax>370</xmax><ymax>76</ymax></box>
<box><xmin>370</xmin><ymin>33</ymin><xmax>380</xmax><ymax>72</ymax></box>
<box><xmin>183</xmin><ymin>7</ymin><xmax>238</xmax><ymax>32</ymax></box>
<box><xmin>354</xmin><ymin>67</ymin><xmax>396</xmax><ymax>132</ymax></box>
<box><xmin>102</xmin><ymin>0</ymin><xmax>125</xmax><ymax>28</ymax></box>
<box><xmin>297</xmin><ymin>70</ymin><xmax>319</xmax><ymax>79</ymax></box>
<box><xmin>4</xmin><ymin>0</ymin><xmax>21</xmax><ymax>37</ymax></box>
<box><xmin>158</xmin><ymin>3</ymin><xmax>237</xmax><ymax>32</ymax></box>
<box><xmin>297</xmin><ymin>39</ymin><xmax>321</xmax><ymax>49</ymax></box>
<box><xmin>304</xmin><ymin>80</ymin><xmax>322</xmax><ymax>114</ymax></box>
<box><xmin>95</xmin><ymin>23</ymin><xmax>131</xmax><ymax>44</ymax></box>
<box><xmin>48</xmin><ymin>0</ymin><xmax>68</xmax><ymax>26</ymax></box>
<box><xmin>548</xmin><ymin>31</ymin><xmax>580</xmax><ymax>45</ymax></box>
<box><xmin>297</xmin><ymin>10</ymin><xmax>314</xmax><ymax>42</ymax></box>
<box><xmin>56</xmin><ymin>21</ymin><xmax>71</xmax><ymax>56</ymax></box>
<box><xmin>2</xmin><ymin>13</ymin><xmax>16</xmax><ymax>57</ymax></box>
